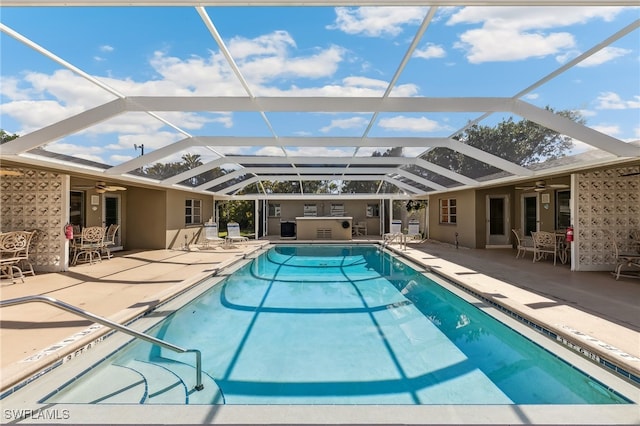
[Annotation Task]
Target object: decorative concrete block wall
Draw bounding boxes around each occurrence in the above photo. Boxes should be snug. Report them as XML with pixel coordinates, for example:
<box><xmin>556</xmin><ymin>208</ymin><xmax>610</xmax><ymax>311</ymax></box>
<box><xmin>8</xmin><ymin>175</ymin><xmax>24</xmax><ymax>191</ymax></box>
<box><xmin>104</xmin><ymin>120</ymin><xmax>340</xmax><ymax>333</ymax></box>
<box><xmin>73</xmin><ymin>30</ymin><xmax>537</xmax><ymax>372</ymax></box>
<box><xmin>0</xmin><ymin>168</ymin><xmax>68</xmax><ymax>272</ymax></box>
<box><xmin>575</xmin><ymin>166</ymin><xmax>640</xmax><ymax>271</ymax></box>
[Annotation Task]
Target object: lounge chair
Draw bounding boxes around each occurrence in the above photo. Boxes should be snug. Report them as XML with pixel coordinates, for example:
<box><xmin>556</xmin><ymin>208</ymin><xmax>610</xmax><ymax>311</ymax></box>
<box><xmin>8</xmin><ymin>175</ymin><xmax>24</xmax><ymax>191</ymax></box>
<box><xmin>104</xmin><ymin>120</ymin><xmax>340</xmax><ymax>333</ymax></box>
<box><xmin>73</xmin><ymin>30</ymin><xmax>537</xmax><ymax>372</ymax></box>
<box><xmin>407</xmin><ymin>220</ymin><xmax>420</xmax><ymax>240</ymax></box>
<box><xmin>203</xmin><ymin>222</ymin><xmax>226</xmax><ymax>248</ymax></box>
<box><xmin>383</xmin><ymin>220</ymin><xmax>403</xmax><ymax>245</ymax></box>
<box><xmin>225</xmin><ymin>222</ymin><xmax>249</xmax><ymax>244</ymax></box>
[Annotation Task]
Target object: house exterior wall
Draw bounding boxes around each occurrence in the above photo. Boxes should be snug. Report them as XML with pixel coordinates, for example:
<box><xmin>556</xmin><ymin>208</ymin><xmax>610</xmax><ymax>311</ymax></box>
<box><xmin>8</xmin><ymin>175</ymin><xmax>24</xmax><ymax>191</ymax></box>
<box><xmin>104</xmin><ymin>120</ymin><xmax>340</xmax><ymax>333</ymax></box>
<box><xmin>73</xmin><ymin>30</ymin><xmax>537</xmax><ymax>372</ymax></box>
<box><xmin>164</xmin><ymin>190</ymin><xmax>213</xmax><ymax>249</ymax></box>
<box><xmin>265</xmin><ymin>199</ymin><xmax>383</xmax><ymax>237</ymax></box>
<box><xmin>126</xmin><ymin>187</ymin><xmax>166</xmax><ymax>249</ymax></box>
<box><xmin>428</xmin><ymin>189</ymin><xmax>476</xmax><ymax>248</ymax></box>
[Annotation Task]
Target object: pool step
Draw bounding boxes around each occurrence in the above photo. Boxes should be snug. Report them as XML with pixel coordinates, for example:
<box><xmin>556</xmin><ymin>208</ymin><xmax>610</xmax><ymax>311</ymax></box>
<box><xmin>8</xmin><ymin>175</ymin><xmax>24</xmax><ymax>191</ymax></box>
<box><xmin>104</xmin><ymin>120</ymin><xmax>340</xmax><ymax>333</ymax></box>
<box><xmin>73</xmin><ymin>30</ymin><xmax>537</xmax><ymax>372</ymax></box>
<box><xmin>46</xmin><ymin>358</ymin><xmax>223</xmax><ymax>405</ymax></box>
<box><xmin>45</xmin><ymin>363</ymin><xmax>147</xmax><ymax>404</ymax></box>
<box><xmin>141</xmin><ymin>357</ymin><xmax>224</xmax><ymax>404</ymax></box>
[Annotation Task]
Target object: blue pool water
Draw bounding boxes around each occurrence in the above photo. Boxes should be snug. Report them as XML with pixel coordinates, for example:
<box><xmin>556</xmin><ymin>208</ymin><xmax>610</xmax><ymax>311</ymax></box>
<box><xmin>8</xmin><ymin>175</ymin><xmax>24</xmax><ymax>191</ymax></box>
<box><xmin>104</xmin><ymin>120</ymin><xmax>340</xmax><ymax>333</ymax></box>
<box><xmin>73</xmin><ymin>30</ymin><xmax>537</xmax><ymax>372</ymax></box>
<box><xmin>46</xmin><ymin>245</ymin><xmax>630</xmax><ymax>405</ymax></box>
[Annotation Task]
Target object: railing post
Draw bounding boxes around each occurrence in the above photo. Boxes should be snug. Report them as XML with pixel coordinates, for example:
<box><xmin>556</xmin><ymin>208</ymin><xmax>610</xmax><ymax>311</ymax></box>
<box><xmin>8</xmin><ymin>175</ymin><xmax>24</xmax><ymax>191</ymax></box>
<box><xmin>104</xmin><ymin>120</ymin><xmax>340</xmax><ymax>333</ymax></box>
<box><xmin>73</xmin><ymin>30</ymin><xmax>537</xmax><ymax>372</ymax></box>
<box><xmin>0</xmin><ymin>295</ymin><xmax>205</xmax><ymax>392</ymax></box>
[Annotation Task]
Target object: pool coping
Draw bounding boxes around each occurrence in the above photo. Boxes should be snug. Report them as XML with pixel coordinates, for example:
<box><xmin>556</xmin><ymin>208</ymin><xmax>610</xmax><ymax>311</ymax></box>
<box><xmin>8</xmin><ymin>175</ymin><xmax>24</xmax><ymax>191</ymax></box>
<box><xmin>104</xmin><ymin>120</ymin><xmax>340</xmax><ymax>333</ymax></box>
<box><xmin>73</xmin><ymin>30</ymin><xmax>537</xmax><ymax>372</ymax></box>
<box><xmin>1</xmin><ymin>241</ymin><xmax>639</xmax><ymax>425</ymax></box>
<box><xmin>382</xmin><ymin>243</ymin><xmax>640</xmax><ymax>384</ymax></box>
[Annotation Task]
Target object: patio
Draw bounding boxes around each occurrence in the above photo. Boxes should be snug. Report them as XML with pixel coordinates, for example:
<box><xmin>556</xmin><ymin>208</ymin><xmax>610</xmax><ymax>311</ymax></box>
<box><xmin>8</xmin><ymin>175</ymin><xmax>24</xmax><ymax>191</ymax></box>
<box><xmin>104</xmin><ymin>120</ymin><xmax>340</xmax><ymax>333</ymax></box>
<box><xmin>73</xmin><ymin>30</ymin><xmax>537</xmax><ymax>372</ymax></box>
<box><xmin>1</xmin><ymin>239</ymin><xmax>638</xmax><ymax>394</ymax></box>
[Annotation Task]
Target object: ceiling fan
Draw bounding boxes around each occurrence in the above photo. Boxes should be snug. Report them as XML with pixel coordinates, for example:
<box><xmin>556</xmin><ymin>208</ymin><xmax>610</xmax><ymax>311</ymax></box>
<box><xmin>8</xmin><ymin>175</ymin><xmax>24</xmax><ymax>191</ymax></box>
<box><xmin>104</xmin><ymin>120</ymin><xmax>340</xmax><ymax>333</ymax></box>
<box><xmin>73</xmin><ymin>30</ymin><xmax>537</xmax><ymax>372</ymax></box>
<box><xmin>73</xmin><ymin>181</ymin><xmax>127</xmax><ymax>193</ymax></box>
<box><xmin>515</xmin><ymin>180</ymin><xmax>569</xmax><ymax>192</ymax></box>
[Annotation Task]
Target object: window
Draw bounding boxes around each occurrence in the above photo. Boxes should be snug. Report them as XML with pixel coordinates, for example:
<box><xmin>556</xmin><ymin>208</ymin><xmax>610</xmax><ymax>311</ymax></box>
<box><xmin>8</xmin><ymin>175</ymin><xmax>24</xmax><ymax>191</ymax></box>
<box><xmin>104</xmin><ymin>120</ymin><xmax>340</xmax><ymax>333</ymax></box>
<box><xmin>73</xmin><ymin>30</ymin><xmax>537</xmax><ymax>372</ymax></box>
<box><xmin>330</xmin><ymin>203</ymin><xmax>344</xmax><ymax>216</ymax></box>
<box><xmin>555</xmin><ymin>190</ymin><xmax>571</xmax><ymax>229</ymax></box>
<box><xmin>303</xmin><ymin>204</ymin><xmax>317</xmax><ymax>216</ymax></box>
<box><xmin>185</xmin><ymin>199</ymin><xmax>202</xmax><ymax>224</ymax></box>
<box><xmin>268</xmin><ymin>203</ymin><xmax>281</xmax><ymax>217</ymax></box>
<box><xmin>366</xmin><ymin>203</ymin><xmax>380</xmax><ymax>217</ymax></box>
<box><xmin>439</xmin><ymin>198</ymin><xmax>456</xmax><ymax>224</ymax></box>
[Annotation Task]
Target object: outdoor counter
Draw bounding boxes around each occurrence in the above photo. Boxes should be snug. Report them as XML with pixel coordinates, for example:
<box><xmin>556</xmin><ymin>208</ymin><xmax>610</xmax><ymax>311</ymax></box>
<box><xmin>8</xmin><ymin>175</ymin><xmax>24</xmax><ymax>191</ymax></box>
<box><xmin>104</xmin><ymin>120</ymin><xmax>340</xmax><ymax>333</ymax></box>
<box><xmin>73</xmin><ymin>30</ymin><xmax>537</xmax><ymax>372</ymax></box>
<box><xmin>295</xmin><ymin>216</ymin><xmax>352</xmax><ymax>240</ymax></box>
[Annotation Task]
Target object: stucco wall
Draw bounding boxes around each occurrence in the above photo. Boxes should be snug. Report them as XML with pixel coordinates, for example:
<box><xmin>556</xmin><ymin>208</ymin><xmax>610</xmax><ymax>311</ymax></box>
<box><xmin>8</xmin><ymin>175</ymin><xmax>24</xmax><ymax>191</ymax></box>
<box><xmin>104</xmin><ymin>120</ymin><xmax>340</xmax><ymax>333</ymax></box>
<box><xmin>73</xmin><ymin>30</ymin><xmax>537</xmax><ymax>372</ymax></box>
<box><xmin>165</xmin><ymin>190</ymin><xmax>213</xmax><ymax>249</ymax></box>
<box><xmin>428</xmin><ymin>189</ymin><xmax>476</xmax><ymax>248</ymax></box>
<box><xmin>126</xmin><ymin>187</ymin><xmax>167</xmax><ymax>249</ymax></box>
<box><xmin>265</xmin><ymin>199</ymin><xmax>383</xmax><ymax>237</ymax></box>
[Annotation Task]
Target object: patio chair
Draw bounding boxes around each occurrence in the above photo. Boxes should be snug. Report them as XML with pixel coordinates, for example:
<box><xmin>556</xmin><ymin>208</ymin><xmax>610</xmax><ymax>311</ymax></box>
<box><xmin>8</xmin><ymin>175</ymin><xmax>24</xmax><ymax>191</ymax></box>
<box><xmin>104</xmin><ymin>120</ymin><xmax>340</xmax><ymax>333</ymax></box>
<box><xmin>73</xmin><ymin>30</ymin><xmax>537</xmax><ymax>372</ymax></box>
<box><xmin>531</xmin><ymin>231</ymin><xmax>558</xmax><ymax>265</ymax></box>
<box><xmin>203</xmin><ymin>222</ymin><xmax>226</xmax><ymax>248</ymax></box>
<box><xmin>225</xmin><ymin>222</ymin><xmax>249</xmax><ymax>244</ymax></box>
<box><xmin>512</xmin><ymin>228</ymin><xmax>535</xmax><ymax>259</ymax></box>
<box><xmin>610</xmin><ymin>237</ymin><xmax>640</xmax><ymax>280</ymax></box>
<box><xmin>14</xmin><ymin>230</ymin><xmax>36</xmax><ymax>277</ymax></box>
<box><xmin>0</xmin><ymin>231</ymin><xmax>33</xmax><ymax>283</ymax></box>
<box><xmin>352</xmin><ymin>221</ymin><xmax>367</xmax><ymax>236</ymax></box>
<box><xmin>72</xmin><ymin>226</ymin><xmax>106</xmax><ymax>265</ymax></box>
<box><xmin>101</xmin><ymin>224</ymin><xmax>120</xmax><ymax>259</ymax></box>
<box><xmin>383</xmin><ymin>220</ymin><xmax>403</xmax><ymax>245</ymax></box>
<box><xmin>407</xmin><ymin>220</ymin><xmax>420</xmax><ymax>240</ymax></box>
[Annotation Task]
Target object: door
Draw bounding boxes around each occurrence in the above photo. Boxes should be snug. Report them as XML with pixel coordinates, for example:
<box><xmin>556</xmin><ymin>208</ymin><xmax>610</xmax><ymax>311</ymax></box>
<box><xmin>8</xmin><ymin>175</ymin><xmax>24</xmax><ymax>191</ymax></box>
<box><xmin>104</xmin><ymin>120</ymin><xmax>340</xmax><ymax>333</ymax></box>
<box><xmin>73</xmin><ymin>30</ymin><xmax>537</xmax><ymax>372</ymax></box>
<box><xmin>103</xmin><ymin>193</ymin><xmax>122</xmax><ymax>249</ymax></box>
<box><xmin>522</xmin><ymin>194</ymin><xmax>539</xmax><ymax>238</ymax></box>
<box><xmin>486</xmin><ymin>195</ymin><xmax>510</xmax><ymax>247</ymax></box>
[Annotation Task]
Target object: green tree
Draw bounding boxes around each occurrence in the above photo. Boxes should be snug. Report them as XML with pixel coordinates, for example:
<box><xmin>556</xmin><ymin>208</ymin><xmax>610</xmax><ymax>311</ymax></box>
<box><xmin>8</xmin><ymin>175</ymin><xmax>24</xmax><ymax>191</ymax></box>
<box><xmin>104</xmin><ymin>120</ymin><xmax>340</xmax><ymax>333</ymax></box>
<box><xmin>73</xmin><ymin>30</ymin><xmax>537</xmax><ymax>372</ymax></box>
<box><xmin>419</xmin><ymin>108</ymin><xmax>579</xmax><ymax>181</ymax></box>
<box><xmin>0</xmin><ymin>129</ymin><xmax>19</xmax><ymax>144</ymax></box>
<box><xmin>342</xmin><ymin>146</ymin><xmax>403</xmax><ymax>194</ymax></box>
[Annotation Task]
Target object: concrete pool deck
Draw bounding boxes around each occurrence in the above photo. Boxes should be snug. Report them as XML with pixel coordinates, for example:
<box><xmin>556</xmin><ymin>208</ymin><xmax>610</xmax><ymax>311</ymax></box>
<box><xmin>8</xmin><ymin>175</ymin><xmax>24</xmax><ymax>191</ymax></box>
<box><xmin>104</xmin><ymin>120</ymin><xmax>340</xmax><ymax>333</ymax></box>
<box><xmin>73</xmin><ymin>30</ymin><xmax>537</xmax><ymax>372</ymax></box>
<box><xmin>0</xmin><ymin>238</ymin><xmax>638</xmax><ymax>423</ymax></box>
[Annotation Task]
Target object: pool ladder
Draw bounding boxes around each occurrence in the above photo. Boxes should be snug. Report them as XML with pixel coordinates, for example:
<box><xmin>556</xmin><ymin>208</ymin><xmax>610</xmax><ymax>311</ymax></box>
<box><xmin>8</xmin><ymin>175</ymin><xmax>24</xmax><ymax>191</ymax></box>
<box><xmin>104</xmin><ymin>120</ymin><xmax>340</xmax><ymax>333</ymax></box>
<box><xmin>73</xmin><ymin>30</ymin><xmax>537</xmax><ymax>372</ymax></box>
<box><xmin>0</xmin><ymin>295</ymin><xmax>204</xmax><ymax>391</ymax></box>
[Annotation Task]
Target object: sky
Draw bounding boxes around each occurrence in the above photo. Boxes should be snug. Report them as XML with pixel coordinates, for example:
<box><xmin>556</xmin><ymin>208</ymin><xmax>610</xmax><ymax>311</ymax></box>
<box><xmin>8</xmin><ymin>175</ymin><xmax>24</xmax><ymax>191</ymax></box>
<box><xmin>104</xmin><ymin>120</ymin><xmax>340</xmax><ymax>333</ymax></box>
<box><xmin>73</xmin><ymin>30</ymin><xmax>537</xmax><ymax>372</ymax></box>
<box><xmin>0</xmin><ymin>5</ymin><xmax>639</xmax><ymax>171</ymax></box>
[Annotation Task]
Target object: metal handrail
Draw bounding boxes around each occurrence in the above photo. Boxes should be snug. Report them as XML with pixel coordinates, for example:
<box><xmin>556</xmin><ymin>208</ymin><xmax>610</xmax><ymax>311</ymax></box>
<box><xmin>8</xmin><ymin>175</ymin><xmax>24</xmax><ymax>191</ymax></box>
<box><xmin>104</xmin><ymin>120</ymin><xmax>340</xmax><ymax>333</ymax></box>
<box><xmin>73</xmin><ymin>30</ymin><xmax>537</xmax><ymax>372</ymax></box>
<box><xmin>0</xmin><ymin>295</ymin><xmax>204</xmax><ymax>391</ymax></box>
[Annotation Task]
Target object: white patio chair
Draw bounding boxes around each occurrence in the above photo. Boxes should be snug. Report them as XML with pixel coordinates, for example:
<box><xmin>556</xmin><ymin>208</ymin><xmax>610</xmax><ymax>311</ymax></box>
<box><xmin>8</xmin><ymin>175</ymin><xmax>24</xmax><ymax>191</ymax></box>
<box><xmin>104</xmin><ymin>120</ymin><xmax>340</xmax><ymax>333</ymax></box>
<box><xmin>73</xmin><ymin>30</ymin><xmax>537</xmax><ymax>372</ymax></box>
<box><xmin>407</xmin><ymin>220</ymin><xmax>420</xmax><ymax>240</ymax></box>
<box><xmin>101</xmin><ymin>224</ymin><xmax>120</xmax><ymax>259</ymax></box>
<box><xmin>203</xmin><ymin>222</ymin><xmax>226</xmax><ymax>248</ymax></box>
<box><xmin>611</xmin><ymin>237</ymin><xmax>640</xmax><ymax>280</ymax></box>
<box><xmin>353</xmin><ymin>221</ymin><xmax>367</xmax><ymax>236</ymax></box>
<box><xmin>531</xmin><ymin>231</ymin><xmax>558</xmax><ymax>265</ymax></box>
<box><xmin>72</xmin><ymin>226</ymin><xmax>106</xmax><ymax>265</ymax></box>
<box><xmin>383</xmin><ymin>220</ymin><xmax>403</xmax><ymax>245</ymax></box>
<box><xmin>225</xmin><ymin>222</ymin><xmax>249</xmax><ymax>244</ymax></box>
<box><xmin>512</xmin><ymin>228</ymin><xmax>535</xmax><ymax>259</ymax></box>
<box><xmin>0</xmin><ymin>231</ymin><xmax>33</xmax><ymax>283</ymax></box>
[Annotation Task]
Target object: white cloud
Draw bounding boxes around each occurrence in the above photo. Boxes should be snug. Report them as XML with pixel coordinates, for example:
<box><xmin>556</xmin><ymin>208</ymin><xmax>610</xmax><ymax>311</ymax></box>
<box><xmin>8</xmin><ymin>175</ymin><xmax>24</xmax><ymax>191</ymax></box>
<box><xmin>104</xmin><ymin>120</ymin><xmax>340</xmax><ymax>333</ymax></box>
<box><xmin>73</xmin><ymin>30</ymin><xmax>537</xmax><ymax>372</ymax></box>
<box><xmin>591</xmin><ymin>124</ymin><xmax>621</xmax><ymax>136</ymax></box>
<box><xmin>100</xmin><ymin>45</ymin><xmax>114</xmax><ymax>53</ymax></box>
<box><xmin>225</xmin><ymin>31</ymin><xmax>346</xmax><ymax>84</ymax></box>
<box><xmin>455</xmin><ymin>28</ymin><xmax>574</xmax><ymax>63</ymax></box>
<box><xmin>328</xmin><ymin>7</ymin><xmax>427</xmax><ymax>37</ymax></box>
<box><xmin>577</xmin><ymin>46</ymin><xmax>631</xmax><ymax>67</ymax></box>
<box><xmin>578</xmin><ymin>108</ymin><xmax>597</xmax><ymax>117</ymax></box>
<box><xmin>595</xmin><ymin>92</ymin><xmax>640</xmax><ymax>110</ymax></box>
<box><xmin>320</xmin><ymin>116</ymin><xmax>368</xmax><ymax>133</ymax></box>
<box><xmin>447</xmin><ymin>6</ymin><xmax>625</xmax><ymax>63</ymax></box>
<box><xmin>378</xmin><ymin>115</ymin><xmax>449</xmax><ymax>133</ymax></box>
<box><xmin>523</xmin><ymin>93</ymin><xmax>539</xmax><ymax>100</ymax></box>
<box><xmin>414</xmin><ymin>43</ymin><xmax>446</xmax><ymax>60</ymax></box>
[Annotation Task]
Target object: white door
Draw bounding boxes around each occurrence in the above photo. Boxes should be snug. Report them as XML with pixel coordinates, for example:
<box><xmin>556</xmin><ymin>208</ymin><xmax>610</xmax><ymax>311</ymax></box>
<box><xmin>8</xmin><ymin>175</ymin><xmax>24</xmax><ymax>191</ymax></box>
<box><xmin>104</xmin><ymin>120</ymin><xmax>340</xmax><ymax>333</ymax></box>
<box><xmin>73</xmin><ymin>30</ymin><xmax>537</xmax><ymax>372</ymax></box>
<box><xmin>486</xmin><ymin>195</ymin><xmax>510</xmax><ymax>247</ymax></box>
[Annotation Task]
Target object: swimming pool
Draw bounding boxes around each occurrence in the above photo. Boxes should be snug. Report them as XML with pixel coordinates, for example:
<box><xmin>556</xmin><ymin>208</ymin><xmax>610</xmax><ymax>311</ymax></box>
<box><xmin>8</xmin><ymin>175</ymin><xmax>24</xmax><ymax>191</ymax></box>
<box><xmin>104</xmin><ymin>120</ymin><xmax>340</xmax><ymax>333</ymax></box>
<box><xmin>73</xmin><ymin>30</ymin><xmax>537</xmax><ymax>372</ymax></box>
<box><xmin>38</xmin><ymin>244</ymin><xmax>633</xmax><ymax>407</ymax></box>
